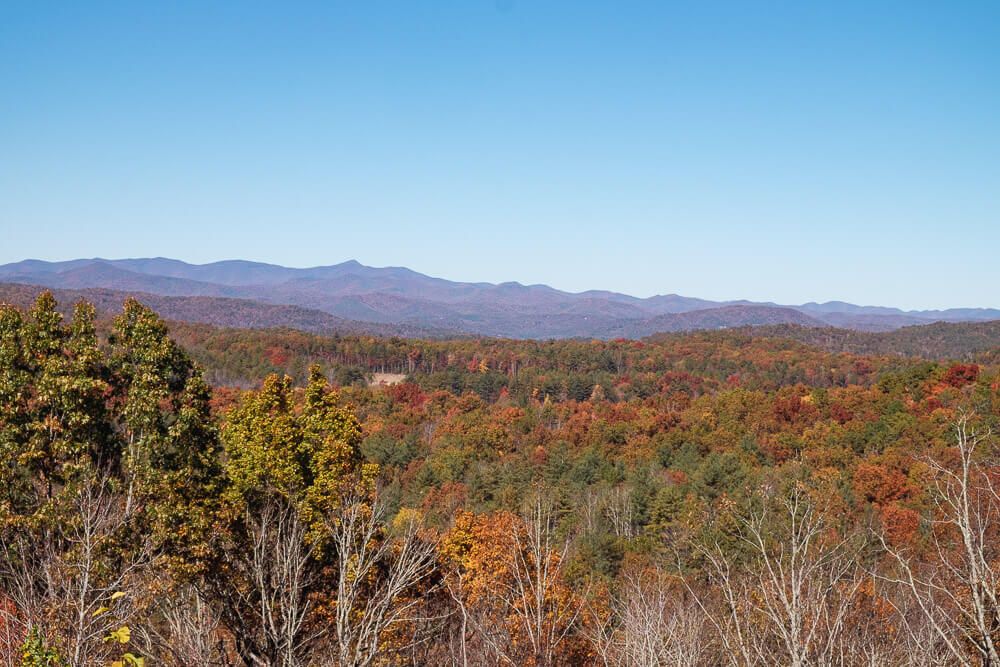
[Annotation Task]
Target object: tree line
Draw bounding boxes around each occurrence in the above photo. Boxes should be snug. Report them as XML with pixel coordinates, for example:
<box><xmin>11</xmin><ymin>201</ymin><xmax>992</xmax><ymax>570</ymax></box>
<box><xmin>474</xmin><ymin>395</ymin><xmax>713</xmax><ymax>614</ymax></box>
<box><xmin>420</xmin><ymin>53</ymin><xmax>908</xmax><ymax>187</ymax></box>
<box><xmin>2</xmin><ymin>293</ymin><xmax>999</xmax><ymax>665</ymax></box>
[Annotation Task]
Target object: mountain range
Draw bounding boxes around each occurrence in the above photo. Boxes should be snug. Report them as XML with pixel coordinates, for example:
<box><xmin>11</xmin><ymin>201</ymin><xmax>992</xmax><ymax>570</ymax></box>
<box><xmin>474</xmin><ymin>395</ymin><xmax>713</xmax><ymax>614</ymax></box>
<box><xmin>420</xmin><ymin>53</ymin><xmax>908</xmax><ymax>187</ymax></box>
<box><xmin>2</xmin><ymin>257</ymin><xmax>998</xmax><ymax>339</ymax></box>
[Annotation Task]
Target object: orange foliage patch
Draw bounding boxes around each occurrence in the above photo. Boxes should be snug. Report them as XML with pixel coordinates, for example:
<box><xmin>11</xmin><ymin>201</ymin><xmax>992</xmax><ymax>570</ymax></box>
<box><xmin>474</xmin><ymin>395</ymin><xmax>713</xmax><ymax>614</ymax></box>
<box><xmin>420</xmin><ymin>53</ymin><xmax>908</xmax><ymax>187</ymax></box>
<box><xmin>853</xmin><ymin>461</ymin><xmax>913</xmax><ymax>504</ymax></box>
<box><xmin>879</xmin><ymin>503</ymin><xmax>921</xmax><ymax>547</ymax></box>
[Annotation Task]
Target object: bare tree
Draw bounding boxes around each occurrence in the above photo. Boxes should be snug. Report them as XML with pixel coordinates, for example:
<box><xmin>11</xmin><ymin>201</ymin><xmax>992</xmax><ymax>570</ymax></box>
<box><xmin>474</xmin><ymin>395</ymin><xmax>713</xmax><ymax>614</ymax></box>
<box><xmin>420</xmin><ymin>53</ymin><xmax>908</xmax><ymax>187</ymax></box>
<box><xmin>878</xmin><ymin>414</ymin><xmax>1000</xmax><ymax>667</ymax></box>
<box><xmin>508</xmin><ymin>493</ymin><xmax>584</xmax><ymax>667</ymax></box>
<box><xmin>252</xmin><ymin>500</ymin><xmax>315</xmax><ymax>667</ymax></box>
<box><xmin>0</xmin><ymin>474</ymin><xmax>154</xmax><ymax>666</ymax></box>
<box><xmin>824</xmin><ymin>574</ymin><xmax>922</xmax><ymax>667</ymax></box>
<box><xmin>446</xmin><ymin>493</ymin><xmax>585</xmax><ymax>667</ymax></box>
<box><xmin>685</xmin><ymin>484</ymin><xmax>865</xmax><ymax>667</ymax></box>
<box><xmin>585</xmin><ymin>565</ymin><xmax>705</xmax><ymax>667</ymax></box>
<box><xmin>327</xmin><ymin>495</ymin><xmax>439</xmax><ymax>667</ymax></box>
<box><xmin>139</xmin><ymin>585</ymin><xmax>226</xmax><ymax>666</ymax></box>
<box><xmin>445</xmin><ymin>564</ymin><xmax>520</xmax><ymax>667</ymax></box>
<box><xmin>216</xmin><ymin>496</ymin><xmax>318</xmax><ymax>667</ymax></box>
<box><xmin>603</xmin><ymin>486</ymin><xmax>636</xmax><ymax>540</ymax></box>
<box><xmin>0</xmin><ymin>593</ymin><xmax>24</xmax><ymax>667</ymax></box>
<box><xmin>580</xmin><ymin>488</ymin><xmax>603</xmax><ymax>536</ymax></box>
<box><xmin>889</xmin><ymin>591</ymin><xmax>960</xmax><ymax>667</ymax></box>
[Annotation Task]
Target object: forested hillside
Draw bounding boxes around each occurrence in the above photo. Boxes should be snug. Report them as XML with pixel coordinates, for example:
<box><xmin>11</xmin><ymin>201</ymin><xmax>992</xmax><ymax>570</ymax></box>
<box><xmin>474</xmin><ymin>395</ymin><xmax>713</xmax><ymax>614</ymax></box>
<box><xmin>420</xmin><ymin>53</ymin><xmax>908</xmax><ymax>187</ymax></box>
<box><xmin>162</xmin><ymin>318</ymin><xmax>1000</xmax><ymax>390</ymax></box>
<box><xmin>5</xmin><ymin>258</ymin><xmax>999</xmax><ymax>336</ymax></box>
<box><xmin>691</xmin><ymin>321</ymin><xmax>1000</xmax><ymax>360</ymax></box>
<box><xmin>3</xmin><ymin>293</ymin><xmax>1000</xmax><ymax>665</ymax></box>
<box><xmin>0</xmin><ymin>282</ymin><xmax>446</xmax><ymax>338</ymax></box>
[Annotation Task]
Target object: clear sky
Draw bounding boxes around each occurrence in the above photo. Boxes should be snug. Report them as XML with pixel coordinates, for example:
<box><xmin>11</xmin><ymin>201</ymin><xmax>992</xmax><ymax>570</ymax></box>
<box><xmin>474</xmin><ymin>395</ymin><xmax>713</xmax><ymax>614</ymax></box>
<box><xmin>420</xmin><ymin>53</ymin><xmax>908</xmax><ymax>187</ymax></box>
<box><xmin>2</xmin><ymin>1</ymin><xmax>998</xmax><ymax>309</ymax></box>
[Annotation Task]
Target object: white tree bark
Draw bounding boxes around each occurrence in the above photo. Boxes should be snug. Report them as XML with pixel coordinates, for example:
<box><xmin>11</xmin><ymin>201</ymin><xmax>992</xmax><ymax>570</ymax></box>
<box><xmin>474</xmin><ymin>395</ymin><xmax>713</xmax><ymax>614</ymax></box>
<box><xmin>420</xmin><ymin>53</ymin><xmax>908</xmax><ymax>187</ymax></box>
<box><xmin>685</xmin><ymin>484</ymin><xmax>865</xmax><ymax>667</ymax></box>
<box><xmin>0</xmin><ymin>474</ymin><xmax>153</xmax><ymax>667</ymax></box>
<box><xmin>584</xmin><ymin>565</ymin><xmax>705</xmax><ymax>667</ymax></box>
<box><xmin>328</xmin><ymin>495</ymin><xmax>438</xmax><ymax>667</ymax></box>
<box><xmin>878</xmin><ymin>414</ymin><xmax>1000</xmax><ymax>667</ymax></box>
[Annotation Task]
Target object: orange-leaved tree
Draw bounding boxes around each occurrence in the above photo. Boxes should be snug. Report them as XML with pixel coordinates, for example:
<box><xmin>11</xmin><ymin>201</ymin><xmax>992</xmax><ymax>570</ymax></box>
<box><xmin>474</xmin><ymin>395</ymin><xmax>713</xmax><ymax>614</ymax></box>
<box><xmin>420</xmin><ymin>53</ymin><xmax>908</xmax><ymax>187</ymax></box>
<box><xmin>441</xmin><ymin>491</ymin><xmax>586</xmax><ymax>667</ymax></box>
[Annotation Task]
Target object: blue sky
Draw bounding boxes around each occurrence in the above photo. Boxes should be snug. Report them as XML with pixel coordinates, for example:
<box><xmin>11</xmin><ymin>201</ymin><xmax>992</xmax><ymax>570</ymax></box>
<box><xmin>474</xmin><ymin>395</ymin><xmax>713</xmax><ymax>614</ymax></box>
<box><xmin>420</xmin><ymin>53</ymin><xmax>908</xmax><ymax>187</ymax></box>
<box><xmin>1</xmin><ymin>1</ymin><xmax>998</xmax><ymax>309</ymax></box>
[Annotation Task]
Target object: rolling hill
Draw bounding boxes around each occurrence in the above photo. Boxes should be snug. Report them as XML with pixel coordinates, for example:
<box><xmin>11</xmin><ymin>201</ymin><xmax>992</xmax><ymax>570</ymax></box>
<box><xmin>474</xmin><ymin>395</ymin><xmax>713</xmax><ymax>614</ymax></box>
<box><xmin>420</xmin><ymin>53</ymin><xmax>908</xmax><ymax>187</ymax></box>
<box><xmin>2</xmin><ymin>257</ymin><xmax>998</xmax><ymax>339</ymax></box>
<box><xmin>0</xmin><ymin>283</ymin><xmax>445</xmax><ymax>338</ymax></box>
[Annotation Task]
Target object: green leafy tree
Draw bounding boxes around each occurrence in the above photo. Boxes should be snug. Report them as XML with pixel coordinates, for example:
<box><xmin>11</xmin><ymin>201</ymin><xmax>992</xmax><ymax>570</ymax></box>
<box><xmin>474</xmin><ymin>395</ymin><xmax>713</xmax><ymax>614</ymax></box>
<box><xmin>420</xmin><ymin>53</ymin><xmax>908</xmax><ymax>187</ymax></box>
<box><xmin>0</xmin><ymin>294</ymin><xmax>220</xmax><ymax>662</ymax></box>
<box><xmin>210</xmin><ymin>365</ymin><xmax>371</xmax><ymax>665</ymax></box>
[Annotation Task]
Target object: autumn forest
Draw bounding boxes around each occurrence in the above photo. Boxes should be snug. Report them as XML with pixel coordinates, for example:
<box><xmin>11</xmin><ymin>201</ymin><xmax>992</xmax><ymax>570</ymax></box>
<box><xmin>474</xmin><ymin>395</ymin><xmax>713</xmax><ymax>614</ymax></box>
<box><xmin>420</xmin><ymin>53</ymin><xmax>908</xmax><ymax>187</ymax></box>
<box><xmin>10</xmin><ymin>0</ymin><xmax>1000</xmax><ymax>662</ymax></box>
<box><xmin>2</xmin><ymin>291</ymin><xmax>999</xmax><ymax>666</ymax></box>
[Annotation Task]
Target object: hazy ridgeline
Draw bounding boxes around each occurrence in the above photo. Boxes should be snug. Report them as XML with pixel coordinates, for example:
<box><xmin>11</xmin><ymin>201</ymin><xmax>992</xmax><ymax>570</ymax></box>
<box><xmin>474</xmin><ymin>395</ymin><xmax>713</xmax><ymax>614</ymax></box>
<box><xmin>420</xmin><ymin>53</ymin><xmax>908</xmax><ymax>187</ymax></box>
<box><xmin>2</xmin><ymin>293</ymin><xmax>1000</xmax><ymax>666</ymax></box>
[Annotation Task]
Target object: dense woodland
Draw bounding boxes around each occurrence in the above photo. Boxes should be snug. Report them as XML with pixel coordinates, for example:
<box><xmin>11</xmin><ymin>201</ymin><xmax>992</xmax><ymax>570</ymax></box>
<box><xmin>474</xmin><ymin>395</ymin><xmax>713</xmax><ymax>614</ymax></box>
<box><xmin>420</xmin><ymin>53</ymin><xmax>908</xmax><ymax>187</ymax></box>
<box><xmin>3</xmin><ymin>293</ymin><xmax>1000</xmax><ymax>665</ymax></box>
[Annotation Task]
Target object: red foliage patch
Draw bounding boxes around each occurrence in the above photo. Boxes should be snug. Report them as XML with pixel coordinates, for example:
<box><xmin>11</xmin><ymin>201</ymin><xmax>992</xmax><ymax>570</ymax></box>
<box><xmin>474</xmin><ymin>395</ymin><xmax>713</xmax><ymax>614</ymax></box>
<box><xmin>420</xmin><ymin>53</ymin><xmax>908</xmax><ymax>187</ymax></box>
<box><xmin>387</xmin><ymin>382</ymin><xmax>427</xmax><ymax>409</ymax></box>
<box><xmin>772</xmin><ymin>393</ymin><xmax>817</xmax><ymax>425</ymax></box>
<box><xmin>530</xmin><ymin>445</ymin><xmax>548</xmax><ymax>466</ymax></box>
<box><xmin>0</xmin><ymin>596</ymin><xmax>24</xmax><ymax>655</ymax></box>
<box><xmin>853</xmin><ymin>359</ymin><xmax>874</xmax><ymax>377</ymax></box>
<box><xmin>829</xmin><ymin>402</ymin><xmax>854</xmax><ymax>425</ymax></box>
<box><xmin>942</xmin><ymin>363</ymin><xmax>979</xmax><ymax>388</ymax></box>
<box><xmin>264</xmin><ymin>345</ymin><xmax>290</xmax><ymax>366</ymax></box>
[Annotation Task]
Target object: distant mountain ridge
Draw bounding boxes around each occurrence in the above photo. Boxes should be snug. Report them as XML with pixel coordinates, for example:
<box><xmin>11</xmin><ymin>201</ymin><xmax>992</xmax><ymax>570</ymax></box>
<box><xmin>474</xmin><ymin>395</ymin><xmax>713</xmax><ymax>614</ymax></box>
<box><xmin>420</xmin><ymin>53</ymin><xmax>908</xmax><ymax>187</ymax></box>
<box><xmin>1</xmin><ymin>257</ymin><xmax>998</xmax><ymax>339</ymax></box>
<box><xmin>0</xmin><ymin>283</ymin><xmax>447</xmax><ymax>338</ymax></box>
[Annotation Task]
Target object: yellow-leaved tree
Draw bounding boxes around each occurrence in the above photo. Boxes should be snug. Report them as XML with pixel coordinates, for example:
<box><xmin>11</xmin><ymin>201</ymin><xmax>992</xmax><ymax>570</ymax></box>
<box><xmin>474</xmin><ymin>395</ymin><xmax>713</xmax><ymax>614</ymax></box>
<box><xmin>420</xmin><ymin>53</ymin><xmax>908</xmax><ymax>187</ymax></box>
<box><xmin>210</xmin><ymin>365</ymin><xmax>436</xmax><ymax>667</ymax></box>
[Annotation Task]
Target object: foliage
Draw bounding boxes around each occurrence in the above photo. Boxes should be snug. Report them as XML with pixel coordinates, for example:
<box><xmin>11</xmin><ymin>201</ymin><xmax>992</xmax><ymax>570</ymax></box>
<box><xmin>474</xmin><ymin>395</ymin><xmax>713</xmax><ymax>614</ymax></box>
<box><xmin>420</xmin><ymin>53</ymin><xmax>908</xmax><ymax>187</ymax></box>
<box><xmin>3</xmin><ymin>293</ymin><xmax>1000</xmax><ymax>665</ymax></box>
<box><xmin>20</xmin><ymin>628</ymin><xmax>64</xmax><ymax>667</ymax></box>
